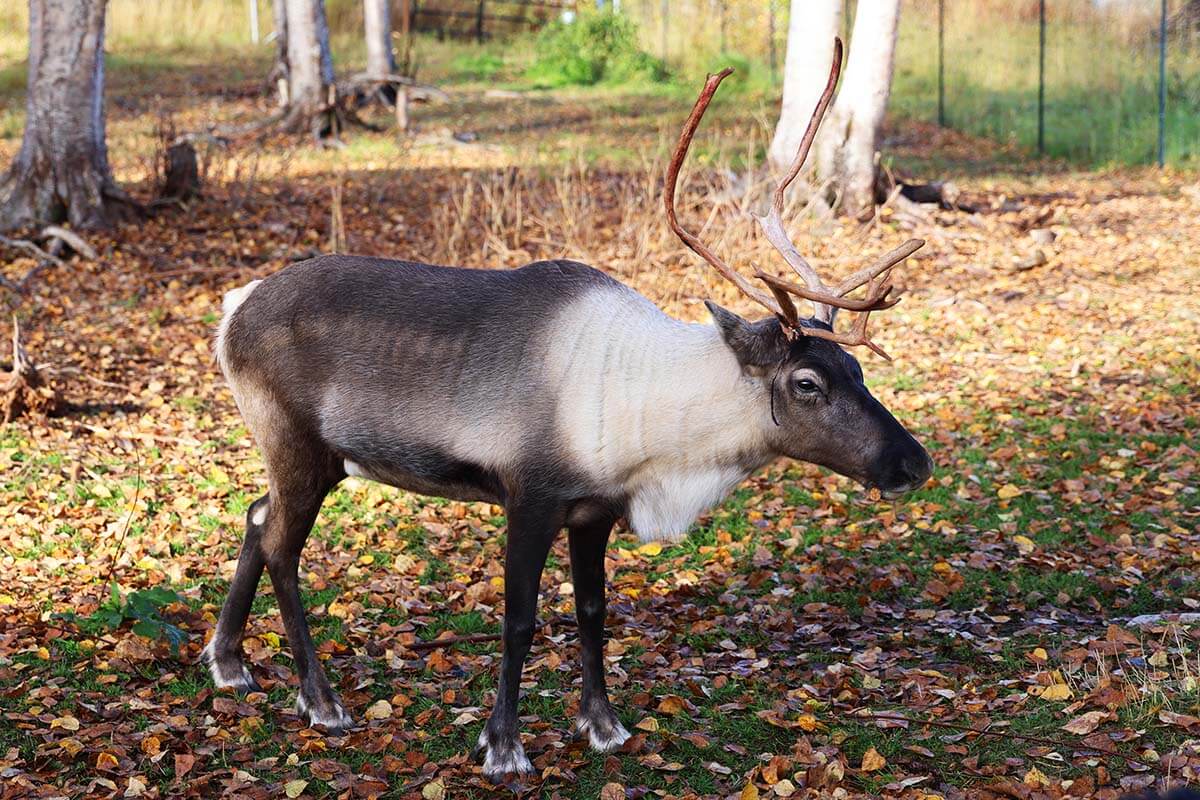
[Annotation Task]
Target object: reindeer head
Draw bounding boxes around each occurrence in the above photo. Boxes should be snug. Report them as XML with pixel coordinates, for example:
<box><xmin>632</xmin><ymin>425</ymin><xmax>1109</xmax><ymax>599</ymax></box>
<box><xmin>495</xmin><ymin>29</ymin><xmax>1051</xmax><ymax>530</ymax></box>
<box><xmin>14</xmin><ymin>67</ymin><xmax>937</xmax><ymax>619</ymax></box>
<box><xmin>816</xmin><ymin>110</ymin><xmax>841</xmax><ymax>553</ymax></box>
<box><xmin>666</xmin><ymin>38</ymin><xmax>932</xmax><ymax>498</ymax></box>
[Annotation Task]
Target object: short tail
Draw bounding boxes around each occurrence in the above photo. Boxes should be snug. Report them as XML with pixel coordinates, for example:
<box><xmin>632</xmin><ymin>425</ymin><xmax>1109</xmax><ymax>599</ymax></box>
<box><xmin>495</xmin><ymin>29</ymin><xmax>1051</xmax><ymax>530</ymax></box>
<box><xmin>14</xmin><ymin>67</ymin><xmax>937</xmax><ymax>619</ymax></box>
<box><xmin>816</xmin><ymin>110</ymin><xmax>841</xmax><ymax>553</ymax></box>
<box><xmin>214</xmin><ymin>279</ymin><xmax>262</xmax><ymax>375</ymax></box>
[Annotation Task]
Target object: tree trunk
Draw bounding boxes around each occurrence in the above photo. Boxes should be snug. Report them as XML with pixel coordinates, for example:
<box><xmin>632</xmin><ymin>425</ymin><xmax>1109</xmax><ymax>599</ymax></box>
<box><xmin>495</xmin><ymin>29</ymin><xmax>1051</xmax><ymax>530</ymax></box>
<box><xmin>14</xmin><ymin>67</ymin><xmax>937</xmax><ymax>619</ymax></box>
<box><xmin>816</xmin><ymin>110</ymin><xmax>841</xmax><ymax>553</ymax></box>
<box><xmin>815</xmin><ymin>0</ymin><xmax>901</xmax><ymax>219</ymax></box>
<box><xmin>767</xmin><ymin>0</ymin><xmax>841</xmax><ymax>172</ymax></box>
<box><xmin>270</xmin><ymin>0</ymin><xmax>289</xmax><ymax>105</ymax></box>
<box><xmin>363</xmin><ymin>0</ymin><xmax>397</xmax><ymax>78</ymax></box>
<box><xmin>282</xmin><ymin>0</ymin><xmax>336</xmax><ymax>133</ymax></box>
<box><xmin>0</xmin><ymin>0</ymin><xmax>136</xmax><ymax>231</ymax></box>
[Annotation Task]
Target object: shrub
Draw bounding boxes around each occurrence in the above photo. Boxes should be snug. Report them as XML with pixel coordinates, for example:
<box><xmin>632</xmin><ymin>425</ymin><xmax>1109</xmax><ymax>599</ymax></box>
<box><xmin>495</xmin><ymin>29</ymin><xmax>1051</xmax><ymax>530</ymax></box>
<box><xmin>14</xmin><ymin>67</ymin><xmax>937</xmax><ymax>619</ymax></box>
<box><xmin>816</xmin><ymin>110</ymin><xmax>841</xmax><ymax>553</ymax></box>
<box><xmin>453</xmin><ymin>52</ymin><xmax>505</xmax><ymax>81</ymax></box>
<box><xmin>526</xmin><ymin>11</ymin><xmax>666</xmax><ymax>88</ymax></box>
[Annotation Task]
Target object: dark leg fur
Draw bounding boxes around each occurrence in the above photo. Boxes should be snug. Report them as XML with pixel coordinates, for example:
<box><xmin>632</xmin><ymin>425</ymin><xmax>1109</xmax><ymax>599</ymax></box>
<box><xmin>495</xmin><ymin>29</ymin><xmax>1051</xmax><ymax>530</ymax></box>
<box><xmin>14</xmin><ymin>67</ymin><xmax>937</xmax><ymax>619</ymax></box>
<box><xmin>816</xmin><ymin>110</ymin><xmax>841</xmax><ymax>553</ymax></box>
<box><xmin>263</xmin><ymin>468</ymin><xmax>347</xmax><ymax>730</ymax></box>
<box><xmin>568</xmin><ymin>517</ymin><xmax>629</xmax><ymax>752</ymax></box>
<box><xmin>477</xmin><ymin>499</ymin><xmax>565</xmax><ymax>781</ymax></box>
<box><xmin>202</xmin><ymin>495</ymin><xmax>270</xmax><ymax>692</ymax></box>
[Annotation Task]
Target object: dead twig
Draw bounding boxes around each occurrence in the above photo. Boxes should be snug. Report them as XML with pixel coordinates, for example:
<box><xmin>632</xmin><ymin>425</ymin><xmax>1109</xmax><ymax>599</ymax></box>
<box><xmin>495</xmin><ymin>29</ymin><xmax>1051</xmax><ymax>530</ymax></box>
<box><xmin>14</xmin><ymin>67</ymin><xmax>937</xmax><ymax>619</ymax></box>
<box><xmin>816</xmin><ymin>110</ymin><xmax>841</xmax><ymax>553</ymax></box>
<box><xmin>408</xmin><ymin>633</ymin><xmax>502</xmax><ymax>652</ymax></box>
<box><xmin>0</xmin><ymin>234</ymin><xmax>64</xmax><ymax>267</ymax></box>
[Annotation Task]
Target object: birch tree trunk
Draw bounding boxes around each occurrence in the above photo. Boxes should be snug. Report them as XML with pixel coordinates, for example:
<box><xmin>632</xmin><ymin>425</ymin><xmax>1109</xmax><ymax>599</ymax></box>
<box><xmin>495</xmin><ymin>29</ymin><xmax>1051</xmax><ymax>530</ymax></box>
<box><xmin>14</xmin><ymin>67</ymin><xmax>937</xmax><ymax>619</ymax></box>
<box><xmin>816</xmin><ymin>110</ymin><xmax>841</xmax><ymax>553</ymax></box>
<box><xmin>282</xmin><ymin>0</ymin><xmax>336</xmax><ymax>132</ymax></box>
<box><xmin>270</xmin><ymin>0</ymin><xmax>290</xmax><ymax>105</ymax></box>
<box><xmin>815</xmin><ymin>0</ymin><xmax>902</xmax><ymax>218</ymax></box>
<box><xmin>767</xmin><ymin>0</ymin><xmax>841</xmax><ymax>172</ymax></box>
<box><xmin>363</xmin><ymin>0</ymin><xmax>397</xmax><ymax>77</ymax></box>
<box><xmin>0</xmin><ymin>0</ymin><xmax>135</xmax><ymax>231</ymax></box>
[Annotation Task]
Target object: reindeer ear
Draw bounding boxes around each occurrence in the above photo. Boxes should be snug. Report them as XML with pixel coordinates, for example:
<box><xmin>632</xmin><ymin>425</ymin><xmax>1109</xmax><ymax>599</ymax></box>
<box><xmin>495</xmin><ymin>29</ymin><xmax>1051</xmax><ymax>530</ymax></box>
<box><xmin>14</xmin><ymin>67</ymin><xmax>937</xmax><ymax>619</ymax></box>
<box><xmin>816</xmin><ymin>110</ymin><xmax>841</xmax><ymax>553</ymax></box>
<box><xmin>706</xmin><ymin>301</ymin><xmax>789</xmax><ymax>368</ymax></box>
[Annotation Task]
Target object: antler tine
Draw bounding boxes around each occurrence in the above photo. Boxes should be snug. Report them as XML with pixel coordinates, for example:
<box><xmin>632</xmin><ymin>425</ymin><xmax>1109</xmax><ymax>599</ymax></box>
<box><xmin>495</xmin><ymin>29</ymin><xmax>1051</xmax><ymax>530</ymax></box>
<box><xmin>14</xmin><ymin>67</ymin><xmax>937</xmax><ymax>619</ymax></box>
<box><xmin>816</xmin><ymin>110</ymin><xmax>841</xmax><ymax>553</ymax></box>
<box><xmin>770</xmin><ymin>37</ymin><xmax>843</xmax><ymax>221</ymax></box>
<box><xmin>833</xmin><ymin>238</ymin><xmax>924</xmax><ymax>297</ymax></box>
<box><xmin>665</xmin><ymin>67</ymin><xmax>794</xmax><ymax>322</ymax></box>
<box><xmin>754</xmin><ymin>37</ymin><xmax>844</xmax><ymax>322</ymax></box>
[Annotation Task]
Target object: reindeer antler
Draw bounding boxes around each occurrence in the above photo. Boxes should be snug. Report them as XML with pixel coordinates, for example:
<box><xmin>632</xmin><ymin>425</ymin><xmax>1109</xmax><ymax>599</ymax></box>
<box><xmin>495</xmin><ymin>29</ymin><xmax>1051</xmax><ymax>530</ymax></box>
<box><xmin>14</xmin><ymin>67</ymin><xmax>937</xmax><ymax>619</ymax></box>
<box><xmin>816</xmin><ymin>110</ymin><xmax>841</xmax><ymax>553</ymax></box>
<box><xmin>665</xmin><ymin>37</ymin><xmax>925</xmax><ymax>360</ymax></box>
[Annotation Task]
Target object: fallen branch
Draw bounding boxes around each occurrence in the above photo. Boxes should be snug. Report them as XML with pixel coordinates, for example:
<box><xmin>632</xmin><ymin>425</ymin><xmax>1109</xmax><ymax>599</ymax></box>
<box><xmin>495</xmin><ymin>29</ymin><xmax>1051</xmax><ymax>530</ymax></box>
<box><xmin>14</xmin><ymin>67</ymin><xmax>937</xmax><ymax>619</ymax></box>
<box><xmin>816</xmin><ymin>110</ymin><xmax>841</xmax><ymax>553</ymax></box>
<box><xmin>848</xmin><ymin>710</ymin><xmax>1160</xmax><ymax>773</ymax></box>
<box><xmin>41</xmin><ymin>226</ymin><xmax>97</xmax><ymax>260</ymax></box>
<box><xmin>338</xmin><ymin>71</ymin><xmax>450</xmax><ymax>104</ymax></box>
<box><xmin>0</xmin><ymin>234</ymin><xmax>64</xmax><ymax>267</ymax></box>
<box><xmin>408</xmin><ymin>633</ymin><xmax>502</xmax><ymax>652</ymax></box>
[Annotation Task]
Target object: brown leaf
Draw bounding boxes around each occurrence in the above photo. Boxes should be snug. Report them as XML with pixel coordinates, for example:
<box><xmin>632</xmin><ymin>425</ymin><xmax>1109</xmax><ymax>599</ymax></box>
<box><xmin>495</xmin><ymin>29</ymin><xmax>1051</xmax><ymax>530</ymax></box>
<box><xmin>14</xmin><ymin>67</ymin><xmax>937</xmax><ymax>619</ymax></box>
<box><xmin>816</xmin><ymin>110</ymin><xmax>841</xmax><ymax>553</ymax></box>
<box><xmin>1061</xmin><ymin>710</ymin><xmax>1107</xmax><ymax>735</ymax></box>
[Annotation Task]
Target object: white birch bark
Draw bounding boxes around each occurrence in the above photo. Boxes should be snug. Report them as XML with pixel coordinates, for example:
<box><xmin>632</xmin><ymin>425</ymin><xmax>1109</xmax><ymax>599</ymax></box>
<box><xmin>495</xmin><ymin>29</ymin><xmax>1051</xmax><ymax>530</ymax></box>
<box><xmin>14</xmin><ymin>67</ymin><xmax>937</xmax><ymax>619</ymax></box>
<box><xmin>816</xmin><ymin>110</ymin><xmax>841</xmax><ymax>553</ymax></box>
<box><xmin>816</xmin><ymin>0</ymin><xmax>901</xmax><ymax>217</ymax></box>
<box><xmin>0</xmin><ymin>0</ymin><xmax>134</xmax><ymax>230</ymax></box>
<box><xmin>363</xmin><ymin>0</ymin><xmax>397</xmax><ymax>77</ymax></box>
<box><xmin>767</xmin><ymin>0</ymin><xmax>842</xmax><ymax>172</ymax></box>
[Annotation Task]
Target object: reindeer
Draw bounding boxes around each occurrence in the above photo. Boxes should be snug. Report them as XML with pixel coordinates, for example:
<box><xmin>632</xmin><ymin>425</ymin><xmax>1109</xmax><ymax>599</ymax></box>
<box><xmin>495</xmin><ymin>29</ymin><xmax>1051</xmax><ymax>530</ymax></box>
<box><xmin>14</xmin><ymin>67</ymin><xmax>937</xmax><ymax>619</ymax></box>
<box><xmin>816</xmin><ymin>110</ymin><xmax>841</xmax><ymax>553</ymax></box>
<box><xmin>203</xmin><ymin>38</ymin><xmax>931</xmax><ymax>781</ymax></box>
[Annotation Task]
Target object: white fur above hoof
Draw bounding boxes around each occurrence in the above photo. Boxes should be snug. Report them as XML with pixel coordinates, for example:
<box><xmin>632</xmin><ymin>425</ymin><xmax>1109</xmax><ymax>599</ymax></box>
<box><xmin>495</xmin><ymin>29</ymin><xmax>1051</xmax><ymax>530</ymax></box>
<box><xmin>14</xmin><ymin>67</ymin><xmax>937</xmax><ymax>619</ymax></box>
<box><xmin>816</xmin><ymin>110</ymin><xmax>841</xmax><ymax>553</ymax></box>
<box><xmin>200</xmin><ymin>640</ymin><xmax>260</xmax><ymax>692</ymax></box>
<box><xmin>576</xmin><ymin>711</ymin><xmax>631</xmax><ymax>753</ymax></box>
<box><xmin>477</xmin><ymin>729</ymin><xmax>534</xmax><ymax>782</ymax></box>
<box><xmin>296</xmin><ymin>693</ymin><xmax>354</xmax><ymax>733</ymax></box>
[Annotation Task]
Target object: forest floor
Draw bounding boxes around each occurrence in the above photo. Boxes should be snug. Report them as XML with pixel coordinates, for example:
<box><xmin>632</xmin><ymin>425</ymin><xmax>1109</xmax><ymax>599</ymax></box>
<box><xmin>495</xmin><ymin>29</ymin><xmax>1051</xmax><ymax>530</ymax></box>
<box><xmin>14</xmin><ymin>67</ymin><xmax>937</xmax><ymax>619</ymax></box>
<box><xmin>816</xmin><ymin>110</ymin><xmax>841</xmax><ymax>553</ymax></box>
<box><xmin>1</xmin><ymin>45</ymin><xmax>1199</xmax><ymax>800</ymax></box>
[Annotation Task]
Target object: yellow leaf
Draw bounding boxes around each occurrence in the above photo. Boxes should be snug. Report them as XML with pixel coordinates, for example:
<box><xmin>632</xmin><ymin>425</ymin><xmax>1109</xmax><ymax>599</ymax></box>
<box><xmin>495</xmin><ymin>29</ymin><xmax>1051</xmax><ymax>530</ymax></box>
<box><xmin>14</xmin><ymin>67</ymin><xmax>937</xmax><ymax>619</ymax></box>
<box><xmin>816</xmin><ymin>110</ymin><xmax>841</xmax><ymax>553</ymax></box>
<box><xmin>1023</xmin><ymin>766</ymin><xmax>1051</xmax><ymax>787</ymax></box>
<box><xmin>637</xmin><ymin>542</ymin><xmax>663</xmax><ymax>556</ymax></box>
<box><xmin>51</xmin><ymin>715</ymin><xmax>80</xmax><ymax>731</ymax></box>
<box><xmin>364</xmin><ymin>700</ymin><xmax>393</xmax><ymax>720</ymax></box>
<box><xmin>97</xmin><ymin>752</ymin><xmax>120</xmax><ymax>770</ymax></box>
<box><xmin>1030</xmin><ymin>647</ymin><xmax>1048</xmax><ymax>662</ymax></box>
<box><xmin>124</xmin><ymin>776</ymin><xmax>147</xmax><ymax>797</ymax></box>
<box><xmin>600</xmin><ymin>783</ymin><xmax>625</xmax><ymax>800</ymax></box>
<box><xmin>261</xmin><ymin>631</ymin><xmax>281</xmax><ymax>649</ymax></box>
<box><xmin>740</xmin><ymin>783</ymin><xmax>759</xmax><ymax>800</ymax></box>
<box><xmin>635</xmin><ymin>717</ymin><xmax>659</xmax><ymax>732</ymax></box>
<box><xmin>421</xmin><ymin>779</ymin><xmax>446</xmax><ymax>800</ymax></box>
<box><xmin>860</xmin><ymin>746</ymin><xmax>886</xmax><ymax>772</ymax></box>
<box><xmin>284</xmin><ymin>779</ymin><xmax>309</xmax><ymax>798</ymax></box>
<box><xmin>773</xmin><ymin>778</ymin><xmax>796</xmax><ymax>797</ymax></box>
<box><xmin>1013</xmin><ymin>535</ymin><xmax>1036</xmax><ymax>554</ymax></box>
<box><xmin>997</xmin><ymin>484</ymin><xmax>1023</xmax><ymax>500</ymax></box>
<box><xmin>59</xmin><ymin>738</ymin><xmax>84</xmax><ymax>756</ymax></box>
<box><xmin>1037</xmin><ymin>683</ymin><xmax>1073</xmax><ymax>701</ymax></box>
<box><xmin>795</xmin><ymin>713</ymin><xmax>822</xmax><ymax>731</ymax></box>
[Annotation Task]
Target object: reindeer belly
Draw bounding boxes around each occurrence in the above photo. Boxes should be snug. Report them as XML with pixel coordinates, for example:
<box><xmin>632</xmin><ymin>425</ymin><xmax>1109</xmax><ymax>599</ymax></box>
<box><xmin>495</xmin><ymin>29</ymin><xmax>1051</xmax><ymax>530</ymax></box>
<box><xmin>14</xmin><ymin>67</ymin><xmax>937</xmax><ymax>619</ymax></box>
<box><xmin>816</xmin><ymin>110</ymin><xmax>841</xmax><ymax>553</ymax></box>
<box><xmin>341</xmin><ymin>445</ymin><xmax>506</xmax><ymax>504</ymax></box>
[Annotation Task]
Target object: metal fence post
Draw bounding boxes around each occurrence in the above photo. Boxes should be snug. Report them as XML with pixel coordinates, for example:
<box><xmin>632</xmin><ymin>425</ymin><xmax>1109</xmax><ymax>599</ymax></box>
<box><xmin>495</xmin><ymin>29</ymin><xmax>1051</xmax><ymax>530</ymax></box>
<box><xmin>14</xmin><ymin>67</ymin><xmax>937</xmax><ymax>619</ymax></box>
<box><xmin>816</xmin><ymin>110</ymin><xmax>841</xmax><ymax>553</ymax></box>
<box><xmin>937</xmin><ymin>0</ymin><xmax>944</xmax><ymax>127</ymax></box>
<box><xmin>1158</xmin><ymin>0</ymin><xmax>1168</xmax><ymax>168</ymax></box>
<box><xmin>1037</xmin><ymin>0</ymin><xmax>1045</xmax><ymax>155</ymax></box>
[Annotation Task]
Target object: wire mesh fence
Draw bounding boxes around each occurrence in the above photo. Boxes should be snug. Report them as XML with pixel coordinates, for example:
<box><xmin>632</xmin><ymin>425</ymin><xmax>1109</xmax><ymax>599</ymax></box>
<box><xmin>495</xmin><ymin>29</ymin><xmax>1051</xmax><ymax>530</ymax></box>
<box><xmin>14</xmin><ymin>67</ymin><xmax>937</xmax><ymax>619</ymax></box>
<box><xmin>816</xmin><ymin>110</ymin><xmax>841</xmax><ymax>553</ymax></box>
<box><xmin>616</xmin><ymin>0</ymin><xmax>1200</xmax><ymax>168</ymax></box>
<box><xmin>894</xmin><ymin>0</ymin><xmax>1200</xmax><ymax>167</ymax></box>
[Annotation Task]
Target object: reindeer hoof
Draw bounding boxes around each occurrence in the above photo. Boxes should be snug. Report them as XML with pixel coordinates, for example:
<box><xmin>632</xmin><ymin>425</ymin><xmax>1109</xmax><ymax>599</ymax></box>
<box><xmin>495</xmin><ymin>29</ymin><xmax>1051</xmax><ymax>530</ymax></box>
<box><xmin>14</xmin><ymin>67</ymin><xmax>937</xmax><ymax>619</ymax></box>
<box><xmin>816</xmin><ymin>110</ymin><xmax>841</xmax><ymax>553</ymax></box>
<box><xmin>200</xmin><ymin>640</ymin><xmax>261</xmax><ymax>694</ymax></box>
<box><xmin>296</xmin><ymin>693</ymin><xmax>354</xmax><ymax>733</ymax></box>
<box><xmin>477</xmin><ymin>728</ymin><xmax>534</xmax><ymax>782</ymax></box>
<box><xmin>576</xmin><ymin>701</ymin><xmax>631</xmax><ymax>753</ymax></box>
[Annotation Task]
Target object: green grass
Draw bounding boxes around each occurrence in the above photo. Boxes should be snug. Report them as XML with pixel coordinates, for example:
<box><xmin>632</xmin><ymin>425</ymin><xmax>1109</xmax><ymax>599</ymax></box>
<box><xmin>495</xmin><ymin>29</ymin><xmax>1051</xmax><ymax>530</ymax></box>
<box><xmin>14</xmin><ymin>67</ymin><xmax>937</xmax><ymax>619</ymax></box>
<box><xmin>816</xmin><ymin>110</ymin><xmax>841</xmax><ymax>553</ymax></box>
<box><xmin>892</xmin><ymin>6</ymin><xmax>1200</xmax><ymax>167</ymax></box>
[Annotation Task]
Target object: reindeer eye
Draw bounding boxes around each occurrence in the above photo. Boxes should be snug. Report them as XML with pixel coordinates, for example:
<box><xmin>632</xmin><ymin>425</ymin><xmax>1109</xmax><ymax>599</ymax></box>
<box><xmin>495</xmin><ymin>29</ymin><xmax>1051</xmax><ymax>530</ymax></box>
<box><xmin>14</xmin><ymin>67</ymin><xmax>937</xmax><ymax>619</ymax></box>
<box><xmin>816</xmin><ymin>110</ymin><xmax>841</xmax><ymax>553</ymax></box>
<box><xmin>793</xmin><ymin>378</ymin><xmax>820</xmax><ymax>394</ymax></box>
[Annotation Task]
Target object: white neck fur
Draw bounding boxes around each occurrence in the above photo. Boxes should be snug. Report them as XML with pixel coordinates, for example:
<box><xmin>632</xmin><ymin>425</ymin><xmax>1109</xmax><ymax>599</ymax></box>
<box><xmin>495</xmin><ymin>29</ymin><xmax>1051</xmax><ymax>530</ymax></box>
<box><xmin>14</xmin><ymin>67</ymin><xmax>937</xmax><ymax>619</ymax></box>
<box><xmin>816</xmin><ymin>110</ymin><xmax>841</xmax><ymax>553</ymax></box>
<box><xmin>550</xmin><ymin>287</ymin><xmax>775</xmax><ymax>541</ymax></box>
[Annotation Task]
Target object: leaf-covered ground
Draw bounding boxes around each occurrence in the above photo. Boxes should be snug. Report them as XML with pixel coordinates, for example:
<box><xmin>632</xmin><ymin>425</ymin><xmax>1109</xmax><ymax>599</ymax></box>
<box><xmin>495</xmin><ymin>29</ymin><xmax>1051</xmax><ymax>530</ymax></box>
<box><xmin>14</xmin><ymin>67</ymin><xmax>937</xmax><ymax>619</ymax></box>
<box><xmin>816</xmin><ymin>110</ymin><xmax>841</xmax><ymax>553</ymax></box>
<box><xmin>2</xmin><ymin>53</ymin><xmax>1199</xmax><ymax>800</ymax></box>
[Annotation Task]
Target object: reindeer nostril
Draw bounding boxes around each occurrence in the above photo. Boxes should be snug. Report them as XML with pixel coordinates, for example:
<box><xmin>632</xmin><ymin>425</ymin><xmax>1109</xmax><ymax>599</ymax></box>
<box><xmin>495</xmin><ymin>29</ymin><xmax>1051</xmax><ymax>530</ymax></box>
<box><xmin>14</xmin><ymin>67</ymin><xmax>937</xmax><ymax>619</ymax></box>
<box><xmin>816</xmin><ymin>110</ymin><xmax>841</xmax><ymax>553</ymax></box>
<box><xmin>902</xmin><ymin>451</ymin><xmax>933</xmax><ymax>486</ymax></box>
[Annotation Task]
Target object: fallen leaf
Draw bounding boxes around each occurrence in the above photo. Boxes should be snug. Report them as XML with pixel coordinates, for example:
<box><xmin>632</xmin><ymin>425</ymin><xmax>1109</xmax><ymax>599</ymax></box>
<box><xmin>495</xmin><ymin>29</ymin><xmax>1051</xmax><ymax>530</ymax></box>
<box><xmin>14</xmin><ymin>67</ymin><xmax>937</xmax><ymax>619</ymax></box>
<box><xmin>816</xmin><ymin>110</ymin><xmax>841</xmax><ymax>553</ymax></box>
<box><xmin>860</xmin><ymin>747</ymin><xmax>886</xmax><ymax>772</ymax></box>
<box><xmin>284</xmin><ymin>779</ymin><xmax>309</xmax><ymax>798</ymax></box>
<box><xmin>1062</xmin><ymin>710</ymin><xmax>1107</xmax><ymax>735</ymax></box>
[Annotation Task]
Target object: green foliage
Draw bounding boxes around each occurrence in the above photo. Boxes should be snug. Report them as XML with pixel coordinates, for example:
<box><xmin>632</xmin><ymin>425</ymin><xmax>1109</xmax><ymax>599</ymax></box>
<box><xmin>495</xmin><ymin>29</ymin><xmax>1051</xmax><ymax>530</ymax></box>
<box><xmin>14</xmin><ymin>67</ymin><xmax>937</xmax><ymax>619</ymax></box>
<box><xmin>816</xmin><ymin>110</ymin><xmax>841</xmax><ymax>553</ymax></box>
<box><xmin>60</xmin><ymin>584</ymin><xmax>186</xmax><ymax>654</ymax></box>
<box><xmin>451</xmin><ymin>51</ymin><xmax>505</xmax><ymax>81</ymax></box>
<box><xmin>526</xmin><ymin>11</ymin><xmax>666</xmax><ymax>88</ymax></box>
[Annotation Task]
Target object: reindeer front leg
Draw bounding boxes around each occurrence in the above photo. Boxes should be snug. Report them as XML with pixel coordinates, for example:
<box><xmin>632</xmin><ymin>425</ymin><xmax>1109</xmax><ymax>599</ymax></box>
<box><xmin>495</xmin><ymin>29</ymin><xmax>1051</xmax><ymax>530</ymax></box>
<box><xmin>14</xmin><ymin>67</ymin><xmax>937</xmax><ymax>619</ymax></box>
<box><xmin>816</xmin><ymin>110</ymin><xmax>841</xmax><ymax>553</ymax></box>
<box><xmin>477</xmin><ymin>500</ymin><xmax>563</xmax><ymax>782</ymax></box>
<box><xmin>569</xmin><ymin>516</ymin><xmax>630</xmax><ymax>752</ymax></box>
